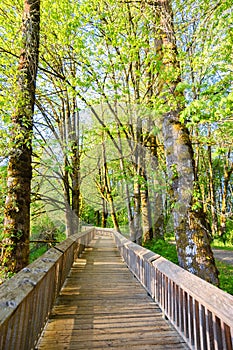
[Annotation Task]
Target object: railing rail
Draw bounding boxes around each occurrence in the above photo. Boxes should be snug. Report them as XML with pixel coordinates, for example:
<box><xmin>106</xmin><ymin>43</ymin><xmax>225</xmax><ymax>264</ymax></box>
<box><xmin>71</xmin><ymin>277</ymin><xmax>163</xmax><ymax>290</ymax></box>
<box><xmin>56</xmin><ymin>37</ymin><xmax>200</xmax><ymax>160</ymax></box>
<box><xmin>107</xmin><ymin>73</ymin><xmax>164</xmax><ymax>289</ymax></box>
<box><xmin>0</xmin><ymin>228</ymin><xmax>95</xmax><ymax>350</ymax></box>
<box><xmin>110</xmin><ymin>229</ymin><xmax>233</xmax><ymax>350</ymax></box>
<box><xmin>1</xmin><ymin>227</ymin><xmax>233</xmax><ymax>350</ymax></box>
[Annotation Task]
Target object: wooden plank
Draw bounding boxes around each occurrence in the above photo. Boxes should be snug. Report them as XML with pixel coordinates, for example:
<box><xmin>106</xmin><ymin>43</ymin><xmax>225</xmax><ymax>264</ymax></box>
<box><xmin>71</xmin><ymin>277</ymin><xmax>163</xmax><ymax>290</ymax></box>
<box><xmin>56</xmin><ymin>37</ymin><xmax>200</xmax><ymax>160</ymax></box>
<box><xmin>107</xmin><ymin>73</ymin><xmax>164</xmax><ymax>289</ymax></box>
<box><xmin>36</xmin><ymin>235</ymin><xmax>188</xmax><ymax>350</ymax></box>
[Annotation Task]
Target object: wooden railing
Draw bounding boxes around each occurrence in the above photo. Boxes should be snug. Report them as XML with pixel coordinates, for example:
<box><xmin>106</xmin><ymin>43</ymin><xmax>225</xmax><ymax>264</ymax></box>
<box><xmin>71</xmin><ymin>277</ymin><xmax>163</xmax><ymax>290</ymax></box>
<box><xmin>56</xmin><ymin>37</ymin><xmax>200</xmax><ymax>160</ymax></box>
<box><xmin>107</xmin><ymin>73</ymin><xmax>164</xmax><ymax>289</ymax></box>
<box><xmin>1</xmin><ymin>227</ymin><xmax>233</xmax><ymax>350</ymax></box>
<box><xmin>110</xmin><ymin>229</ymin><xmax>233</xmax><ymax>350</ymax></box>
<box><xmin>0</xmin><ymin>228</ymin><xmax>95</xmax><ymax>350</ymax></box>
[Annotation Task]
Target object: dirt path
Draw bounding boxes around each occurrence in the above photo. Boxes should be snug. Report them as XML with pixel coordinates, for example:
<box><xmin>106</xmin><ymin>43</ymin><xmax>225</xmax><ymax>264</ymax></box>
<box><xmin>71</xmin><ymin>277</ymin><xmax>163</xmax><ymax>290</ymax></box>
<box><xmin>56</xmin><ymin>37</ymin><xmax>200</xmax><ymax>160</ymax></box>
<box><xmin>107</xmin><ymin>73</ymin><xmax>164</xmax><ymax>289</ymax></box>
<box><xmin>213</xmin><ymin>249</ymin><xmax>233</xmax><ymax>266</ymax></box>
<box><xmin>169</xmin><ymin>240</ymin><xmax>233</xmax><ymax>266</ymax></box>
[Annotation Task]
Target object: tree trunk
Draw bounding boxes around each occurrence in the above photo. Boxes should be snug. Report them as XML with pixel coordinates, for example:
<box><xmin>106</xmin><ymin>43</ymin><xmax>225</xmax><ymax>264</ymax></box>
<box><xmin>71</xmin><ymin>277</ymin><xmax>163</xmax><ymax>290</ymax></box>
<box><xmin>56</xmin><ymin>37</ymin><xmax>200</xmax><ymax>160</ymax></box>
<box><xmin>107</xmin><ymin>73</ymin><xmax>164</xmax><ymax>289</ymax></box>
<box><xmin>70</xmin><ymin>95</ymin><xmax>82</xmax><ymax>233</ymax></box>
<box><xmin>58</xmin><ymin>91</ymin><xmax>82</xmax><ymax>236</ymax></box>
<box><xmin>207</xmin><ymin>127</ymin><xmax>218</xmax><ymax>236</ymax></box>
<box><xmin>64</xmin><ymin>156</ymin><xmax>74</xmax><ymax>237</ymax></box>
<box><xmin>155</xmin><ymin>0</ymin><xmax>219</xmax><ymax>285</ymax></box>
<box><xmin>133</xmin><ymin>180</ymin><xmax>142</xmax><ymax>244</ymax></box>
<box><xmin>124</xmin><ymin>173</ymin><xmax>136</xmax><ymax>240</ymax></box>
<box><xmin>1</xmin><ymin>0</ymin><xmax>40</xmax><ymax>274</ymax></box>
<box><xmin>219</xmin><ymin>153</ymin><xmax>233</xmax><ymax>241</ymax></box>
<box><xmin>141</xmin><ymin>176</ymin><xmax>153</xmax><ymax>244</ymax></box>
<box><xmin>141</xmin><ymin>154</ymin><xmax>153</xmax><ymax>244</ymax></box>
<box><xmin>148</xmin><ymin>134</ymin><xmax>165</xmax><ymax>240</ymax></box>
<box><xmin>102</xmin><ymin>151</ymin><xmax>121</xmax><ymax>232</ymax></box>
<box><xmin>71</xmin><ymin>150</ymin><xmax>81</xmax><ymax>233</ymax></box>
<box><xmin>101</xmin><ymin>198</ymin><xmax>108</xmax><ymax>227</ymax></box>
<box><xmin>95</xmin><ymin>210</ymin><xmax>101</xmax><ymax>226</ymax></box>
<box><xmin>107</xmin><ymin>191</ymin><xmax>120</xmax><ymax>232</ymax></box>
<box><xmin>118</xmin><ymin>136</ymin><xmax>136</xmax><ymax>241</ymax></box>
<box><xmin>96</xmin><ymin>138</ymin><xmax>121</xmax><ymax>232</ymax></box>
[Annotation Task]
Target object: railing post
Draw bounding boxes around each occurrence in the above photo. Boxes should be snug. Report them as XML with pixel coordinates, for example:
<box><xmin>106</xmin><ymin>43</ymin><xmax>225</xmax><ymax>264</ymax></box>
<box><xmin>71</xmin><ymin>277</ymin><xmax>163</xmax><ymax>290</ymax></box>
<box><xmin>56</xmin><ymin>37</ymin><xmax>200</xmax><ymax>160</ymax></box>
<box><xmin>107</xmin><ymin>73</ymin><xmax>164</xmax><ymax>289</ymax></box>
<box><xmin>0</xmin><ymin>227</ymin><xmax>96</xmax><ymax>350</ymax></box>
<box><xmin>111</xmin><ymin>229</ymin><xmax>233</xmax><ymax>350</ymax></box>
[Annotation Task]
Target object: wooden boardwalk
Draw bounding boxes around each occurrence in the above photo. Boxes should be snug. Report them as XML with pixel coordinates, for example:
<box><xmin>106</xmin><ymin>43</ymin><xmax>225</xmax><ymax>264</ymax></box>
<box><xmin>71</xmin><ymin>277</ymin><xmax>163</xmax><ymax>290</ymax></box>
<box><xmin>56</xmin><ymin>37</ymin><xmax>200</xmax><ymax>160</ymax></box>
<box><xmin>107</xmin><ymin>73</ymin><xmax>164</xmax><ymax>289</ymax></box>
<box><xmin>37</xmin><ymin>233</ymin><xmax>189</xmax><ymax>349</ymax></box>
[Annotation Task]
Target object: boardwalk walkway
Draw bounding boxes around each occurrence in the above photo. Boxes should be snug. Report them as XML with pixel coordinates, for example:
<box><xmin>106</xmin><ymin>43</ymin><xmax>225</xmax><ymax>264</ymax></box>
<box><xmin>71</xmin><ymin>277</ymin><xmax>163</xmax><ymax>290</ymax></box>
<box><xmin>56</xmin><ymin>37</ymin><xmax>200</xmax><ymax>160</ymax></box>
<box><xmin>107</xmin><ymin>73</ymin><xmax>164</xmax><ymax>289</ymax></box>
<box><xmin>37</xmin><ymin>233</ymin><xmax>188</xmax><ymax>349</ymax></box>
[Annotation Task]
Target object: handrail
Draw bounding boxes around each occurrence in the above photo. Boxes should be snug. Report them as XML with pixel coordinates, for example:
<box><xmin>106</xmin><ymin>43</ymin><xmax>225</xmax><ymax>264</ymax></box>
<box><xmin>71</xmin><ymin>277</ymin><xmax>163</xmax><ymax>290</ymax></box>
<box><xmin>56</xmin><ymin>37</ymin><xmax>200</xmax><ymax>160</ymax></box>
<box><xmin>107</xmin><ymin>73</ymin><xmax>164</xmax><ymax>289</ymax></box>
<box><xmin>1</xmin><ymin>227</ymin><xmax>232</xmax><ymax>350</ymax></box>
<box><xmin>0</xmin><ymin>228</ymin><xmax>95</xmax><ymax>350</ymax></box>
<box><xmin>111</xmin><ymin>229</ymin><xmax>233</xmax><ymax>350</ymax></box>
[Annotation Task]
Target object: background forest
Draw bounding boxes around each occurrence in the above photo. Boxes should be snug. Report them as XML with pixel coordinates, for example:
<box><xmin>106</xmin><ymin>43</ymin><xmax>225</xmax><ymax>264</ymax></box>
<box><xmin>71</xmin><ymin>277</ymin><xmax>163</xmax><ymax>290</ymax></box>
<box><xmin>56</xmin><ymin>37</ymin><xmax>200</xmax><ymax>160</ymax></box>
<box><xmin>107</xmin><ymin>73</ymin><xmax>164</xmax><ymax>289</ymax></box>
<box><xmin>0</xmin><ymin>0</ymin><xmax>232</xmax><ymax>284</ymax></box>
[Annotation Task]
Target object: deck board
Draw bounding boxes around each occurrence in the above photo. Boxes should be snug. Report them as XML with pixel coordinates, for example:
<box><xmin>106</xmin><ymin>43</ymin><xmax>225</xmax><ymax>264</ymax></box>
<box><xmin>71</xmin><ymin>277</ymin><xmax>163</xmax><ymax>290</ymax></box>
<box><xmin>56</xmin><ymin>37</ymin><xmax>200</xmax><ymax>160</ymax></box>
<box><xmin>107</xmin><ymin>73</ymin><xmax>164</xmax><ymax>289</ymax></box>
<box><xmin>37</xmin><ymin>234</ymin><xmax>189</xmax><ymax>349</ymax></box>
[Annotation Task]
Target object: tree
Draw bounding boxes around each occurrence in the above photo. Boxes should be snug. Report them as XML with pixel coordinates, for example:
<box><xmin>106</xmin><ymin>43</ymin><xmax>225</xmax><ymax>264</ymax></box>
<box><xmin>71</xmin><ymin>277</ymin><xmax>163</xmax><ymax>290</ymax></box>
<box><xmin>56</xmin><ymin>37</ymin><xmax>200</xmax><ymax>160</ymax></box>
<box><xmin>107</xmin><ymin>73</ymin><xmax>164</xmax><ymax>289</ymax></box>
<box><xmin>1</xmin><ymin>0</ymin><xmax>40</xmax><ymax>274</ymax></box>
<box><xmin>148</xmin><ymin>0</ymin><xmax>219</xmax><ymax>285</ymax></box>
<box><xmin>1</xmin><ymin>0</ymin><xmax>231</xmax><ymax>283</ymax></box>
<box><xmin>96</xmin><ymin>134</ymin><xmax>121</xmax><ymax>232</ymax></box>
<box><xmin>175</xmin><ymin>0</ymin><xmax>233</xmax><ymax>243</ymax></box>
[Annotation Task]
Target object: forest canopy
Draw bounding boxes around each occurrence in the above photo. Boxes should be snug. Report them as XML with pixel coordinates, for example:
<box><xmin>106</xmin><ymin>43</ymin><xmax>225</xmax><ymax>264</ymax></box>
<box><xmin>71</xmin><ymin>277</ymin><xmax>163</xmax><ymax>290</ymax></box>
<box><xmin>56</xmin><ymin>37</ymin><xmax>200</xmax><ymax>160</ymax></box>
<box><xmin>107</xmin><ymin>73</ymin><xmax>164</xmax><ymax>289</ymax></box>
<box><xmin>0</xmin><ymin>0</ymin><xmax>232</xmax><ymax>284</ymax></box>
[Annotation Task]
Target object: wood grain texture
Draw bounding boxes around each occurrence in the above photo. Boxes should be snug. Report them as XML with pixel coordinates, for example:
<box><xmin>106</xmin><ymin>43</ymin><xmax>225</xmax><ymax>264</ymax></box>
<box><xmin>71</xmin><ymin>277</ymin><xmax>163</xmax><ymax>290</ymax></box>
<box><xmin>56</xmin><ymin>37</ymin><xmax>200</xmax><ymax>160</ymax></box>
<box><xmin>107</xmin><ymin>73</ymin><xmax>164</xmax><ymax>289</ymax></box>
<box><xmin>37</xmin><ymin>234</ymin><xmax>189</xmax><ymax>349</ymax></box>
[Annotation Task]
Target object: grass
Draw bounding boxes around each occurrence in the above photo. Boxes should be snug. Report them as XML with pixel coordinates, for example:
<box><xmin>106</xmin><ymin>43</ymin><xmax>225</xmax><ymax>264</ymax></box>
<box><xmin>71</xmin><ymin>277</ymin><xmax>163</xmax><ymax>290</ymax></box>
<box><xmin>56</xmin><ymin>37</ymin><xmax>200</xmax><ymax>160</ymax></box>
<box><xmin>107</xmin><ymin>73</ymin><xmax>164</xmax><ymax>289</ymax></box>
<box><xmin>145</xmin><ymin>238</ymin><xmax>233</xmax><ymax>295</ymax></box>
<box><xmin>144</xmin><ymin>239</ymin><xmax>179</xmax><ymax>264</ymax></box>
<box><xmin>216</xmin><ymin>260</ymin><xmax>233</xmax><ymax>295</ymax></box>
<box><xmin>29</xmin><ymin>245</ymin><xmax>48</xmax><ymax>263</ymax></box>
<box><xmin>211</xmin><ymin>239</ymin><xmax>233</xmax><ymax>250</ymax></box>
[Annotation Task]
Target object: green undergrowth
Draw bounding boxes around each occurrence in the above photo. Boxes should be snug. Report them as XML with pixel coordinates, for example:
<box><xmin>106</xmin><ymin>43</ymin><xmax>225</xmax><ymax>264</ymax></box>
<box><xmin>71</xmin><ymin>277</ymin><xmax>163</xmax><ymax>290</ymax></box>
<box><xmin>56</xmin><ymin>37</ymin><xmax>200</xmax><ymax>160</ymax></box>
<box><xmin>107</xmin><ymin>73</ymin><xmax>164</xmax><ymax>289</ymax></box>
<box><xmin>29</xmin><ymin>245</ymin><xmax>48</xmax><ymax>263</ymax></box>
<box><xmin>144</xmin><ymin>239</ymin><xmax>179</xmax><ymax>265</ymax></box>
<box><xmin>211</xmin><ymin>240</ymin><xmax>233</xmax><ymax>250</ymax></box>
<box><xmin>215</xmin><ymin>260</ymin><xmax>233</xmax><ymax>295</ymax></box>
<box><xmin>145</xmin><ymin>239</ymin><xmax>233</xmax><ymax>295</ymax></box>
<box><xmin>29</xmin><ymin>228</ymin><xmax>66</xmax><ymax>263</ymax></box>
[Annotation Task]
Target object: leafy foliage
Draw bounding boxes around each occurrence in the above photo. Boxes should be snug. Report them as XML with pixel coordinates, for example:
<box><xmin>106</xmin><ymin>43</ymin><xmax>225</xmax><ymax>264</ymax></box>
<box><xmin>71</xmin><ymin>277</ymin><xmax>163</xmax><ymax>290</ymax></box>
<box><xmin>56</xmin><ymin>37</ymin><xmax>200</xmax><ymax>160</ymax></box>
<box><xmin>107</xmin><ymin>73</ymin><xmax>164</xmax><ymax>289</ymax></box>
<box><xmin>144</xmin><ymin>239</ymin><xmax>179</xmax><ymax>265</ymax></box>
<box><xmin>0</xmin><ymin>0</ymin><xmax>232</xmax><ymax>273</ymax></box>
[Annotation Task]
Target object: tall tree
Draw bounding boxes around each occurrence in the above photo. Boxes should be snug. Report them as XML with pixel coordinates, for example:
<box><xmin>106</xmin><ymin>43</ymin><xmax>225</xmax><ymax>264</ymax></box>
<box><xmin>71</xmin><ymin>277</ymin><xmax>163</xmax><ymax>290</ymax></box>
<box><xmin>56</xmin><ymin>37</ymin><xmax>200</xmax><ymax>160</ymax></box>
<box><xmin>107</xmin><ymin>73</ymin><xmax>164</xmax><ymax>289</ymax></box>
<box><xmin>1</xmin><ymin>0</ymin><xmax>40</xmax><ymax>274</ymax></box>
<box><xmin>150</xmin><ymin>0</ymin><xmax>219</xmax><ymax>284</ymax></box>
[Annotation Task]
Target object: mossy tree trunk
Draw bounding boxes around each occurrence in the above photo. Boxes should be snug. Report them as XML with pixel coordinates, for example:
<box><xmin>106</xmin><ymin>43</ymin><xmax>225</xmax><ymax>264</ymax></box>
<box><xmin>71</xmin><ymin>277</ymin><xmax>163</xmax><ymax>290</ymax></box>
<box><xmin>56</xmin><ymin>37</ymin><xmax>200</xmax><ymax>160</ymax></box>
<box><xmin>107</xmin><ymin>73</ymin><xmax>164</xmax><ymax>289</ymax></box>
<box><xmin>1</xmin><ymin>0</ymin><xmax>40</xmax><ymax>274</ymax></box>
<box><xmin>95</xmin><ymin>136</ymin><xmax>121</xmax><ymax>233</ymax></box>
<box><xmin>101</xmin><ymin>197</ymin><xmax>108</xmax><ymax>228</ymax></box>
<box><xmin>219</xmin><ymin>152</ymin><xmax>233</xmax><ymax>241</ymax></box>
<box><xmin>207</xmin><ymin>126</ymin><xmax>218</xmax><ymax>236</ymax></box>
<box><xmin>70</xmin><ymin>97</ymin><xmax>82</xmax><ymax>234</ymax></box>
<box><xmin>163</xmin><ymin>117</ymin><xmax>219</xmax><ymax>284</ymax></box>
<box><xmin>148</xmin><ymin>134</ymin><xmax>165</xmax><ymax>240</ymax></box>
<box><xmin>153</xmin><ymin>0</ymin><xmax>219</xmax><ymax>285</ymax></box>
<box><xmin>141</xmin><ymin>151</ymin><xmax>153</xmax><ymax>245</ymax></box>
